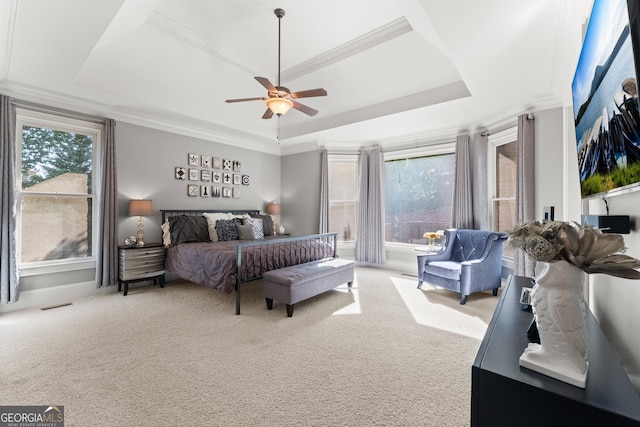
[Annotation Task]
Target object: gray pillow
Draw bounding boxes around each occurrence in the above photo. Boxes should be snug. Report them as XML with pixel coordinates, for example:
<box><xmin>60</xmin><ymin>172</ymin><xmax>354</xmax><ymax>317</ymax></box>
<box><xmin>250</xmin><ymin>214</ymin><xmax>273</xmax><ymax>236</ymax></box>
<box><xmin>169</xmin><ymin>215</ymin><xmax>210</xmax><ymax>245</ymax></box>
<box><xmin>245</xmin><ymin>217</ymin><xmax>265</xmax><ymax>240</ymax></box>
<box><xmin>237</xmin><ymin>222</ymin><xmax>255</xmax><ymax>240</ymax></box>
<box><xmin>215</xmin><ymin>219</ymin><xmax>239</xmax><ymax>241</ymax></box>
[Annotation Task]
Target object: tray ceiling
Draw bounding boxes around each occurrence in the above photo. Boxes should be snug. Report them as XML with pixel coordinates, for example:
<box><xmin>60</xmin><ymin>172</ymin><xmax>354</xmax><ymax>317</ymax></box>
<box><xmin>0</xmin><ymin>0</ymin><xmax>593</xmax><ymax>153</ymax></box>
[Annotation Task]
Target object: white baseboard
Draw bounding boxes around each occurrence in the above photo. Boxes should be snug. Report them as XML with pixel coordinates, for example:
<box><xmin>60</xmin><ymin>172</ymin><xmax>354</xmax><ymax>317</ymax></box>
<box><xmin>0</xmin><ymin>281</ymin><xmax>115</xmax><ymax>313</ymax></box>
<box><xmin>338</xmin><ymin>242</ymin><xmax>417</xmax><ymax>275</ymax></box>
<box><xmin>384</xmin><ymin>259</ymin><xmax>417</xmax><ymax>275</ymax></box>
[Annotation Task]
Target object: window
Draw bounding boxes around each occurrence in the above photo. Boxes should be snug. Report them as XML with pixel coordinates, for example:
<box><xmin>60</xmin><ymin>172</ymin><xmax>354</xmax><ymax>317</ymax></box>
<box><xmin>16</xmin><ymin>109</ymin><xmax>100</xmax><ymax>266</ymax></box>
<box><xmin>385</xmin><ymin>152</ymin><xmax>455</xmax><ymax>244</ymax></box>
<box><xmin>489</xmin><ymin>129</ymin><xmax>517</xmax><ymax>256</ymax></box>
<box><xmin>328</xmin><ymin>156</ymin><xmax>358</xmax><ymax>241</ymax></box>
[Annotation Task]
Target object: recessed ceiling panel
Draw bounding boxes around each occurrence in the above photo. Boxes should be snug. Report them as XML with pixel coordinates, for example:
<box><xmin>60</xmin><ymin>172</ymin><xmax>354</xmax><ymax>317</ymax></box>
<box><xmin>0</xmin><ymin>0</ymin><xmax>595</xmax><ymax>152</ymax></box>
<box><xmin>155</xmin><ymin>0</ymin><xmax>405</xmax><ymax>70</ymax></box>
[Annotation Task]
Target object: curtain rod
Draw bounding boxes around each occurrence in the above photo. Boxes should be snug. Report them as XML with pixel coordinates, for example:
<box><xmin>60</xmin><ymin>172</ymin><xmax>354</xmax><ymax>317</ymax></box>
<box><xmin>10</xmin><ymin>98</ymin><xmax>106</xmax><ymax>125</ymax></box>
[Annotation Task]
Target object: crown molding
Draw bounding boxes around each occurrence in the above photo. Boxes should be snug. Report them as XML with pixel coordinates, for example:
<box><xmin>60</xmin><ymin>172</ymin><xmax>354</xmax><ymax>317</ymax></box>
<box><xmin>281</xmin><ymin>17</ymin><xmax>413</xmax><ymax>82</ymax></box>
<box><xmin>279</xmin><ymin>140</ymin><xmax>319</xmax><ymax>156</ymax></box>
<box><xmin>0</xmin><ymin>80</ymin><xmax>282</xmax><ymax>155</ymax></box>
<box><xmin>149</xmin><ymin>13</ymin><xmax>413</xmax><ymax>84</ymax></box>
<box><xmin>110</xmin><ymin>110</ymin><xmax>282</xmax><ymax>155</ymax></box>
<box><xmin>148</xmin><ymin>12</ymin><xmax>271</xmax><ymax>78</ymax></box>
<box><xmin>279</xmin><ymin>80</ymin><xmax>470</xmax><ymax>140</ymax></box>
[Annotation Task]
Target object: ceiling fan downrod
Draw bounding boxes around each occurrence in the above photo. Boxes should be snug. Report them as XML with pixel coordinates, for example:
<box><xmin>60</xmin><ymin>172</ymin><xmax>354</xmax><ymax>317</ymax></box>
<box><xmin>275</xmin><ymin>8</ymin><xmax>285</xmax><ymax>88</ymax></box>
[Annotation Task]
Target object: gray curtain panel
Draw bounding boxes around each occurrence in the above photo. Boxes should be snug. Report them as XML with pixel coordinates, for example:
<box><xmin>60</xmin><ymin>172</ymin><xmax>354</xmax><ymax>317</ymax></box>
<box><xmin>355</xmin><ymin>147</ymin><xmax>386</xmax><ymax>265</ymax></box>
<box><xmin>96</xmin><ymin>118</ymin><xmax>119</xmax><ymax>288</ymax></box>
<box><xmin>514</xmin><ymin>113</ymin><xmax>536</xmax><ymax>277</ymax></box>
<box><xmin>471</xmin><ymin>132</ymin><xmax>489</xmax><ymax>230</ymax></box>
<box><xmin>451</xmin><ymin>134</ymin><xmax>474</xmax><ymax>229</ymax></box>
<box><xmin>318</xmin><ymin>149</ymin><xmax>329</xmax><ymax>234</ymax></box>
<box><xmin>0</xmin><ymin>95</ymin><xmax>19</xmax><ymax>303</ymax></box>
<box><xmin>356</xmin><ymin>150</ymin><xmax>368</xmax><ymax>262</ymax></box>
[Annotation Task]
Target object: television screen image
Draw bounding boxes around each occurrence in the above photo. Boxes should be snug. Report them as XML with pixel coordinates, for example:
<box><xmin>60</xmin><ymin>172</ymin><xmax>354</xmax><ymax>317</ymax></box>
<box><xmin>572</xmin><ymin>0</ymin><xmax>640</xmax><ymax>198</ymax></box>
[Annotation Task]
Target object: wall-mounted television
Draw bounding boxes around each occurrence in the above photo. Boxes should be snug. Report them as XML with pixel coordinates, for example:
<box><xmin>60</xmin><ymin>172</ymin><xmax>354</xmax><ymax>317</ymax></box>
<box><xmin>572</xmin><ymin>0</ymin><xmax>640</xmax><ymax>199</ymax></box>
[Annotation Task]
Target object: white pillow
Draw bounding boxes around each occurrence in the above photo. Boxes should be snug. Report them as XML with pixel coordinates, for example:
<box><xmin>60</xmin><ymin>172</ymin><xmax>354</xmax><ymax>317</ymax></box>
<box><xmin>161</xmin><ymin>221</ymin><xmax>171</xmax><ymax>247</ymax></box>
<box><xmin>202</xmin><ymin>213</ymin><xmax>231</xmax><ymax>242</ymax></box>
<box><xmin>228</xmin><ymin>213</ymin><xmax>250</xmax><ymax>221</ymax></box>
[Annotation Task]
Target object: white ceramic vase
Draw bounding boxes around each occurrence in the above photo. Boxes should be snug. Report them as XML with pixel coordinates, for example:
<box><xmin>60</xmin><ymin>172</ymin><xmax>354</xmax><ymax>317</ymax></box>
<box><xmin>519</xmin><ymin>260</ymin><xmax>589</xmax><ymax>388</ymax></box>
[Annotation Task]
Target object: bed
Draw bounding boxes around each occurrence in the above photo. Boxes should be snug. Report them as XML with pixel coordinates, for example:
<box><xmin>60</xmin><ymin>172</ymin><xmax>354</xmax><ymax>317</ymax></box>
<box><xmin>160</xmin><ymin>209</ymin><xmax>338</xmax><ymax>314</ymax></box>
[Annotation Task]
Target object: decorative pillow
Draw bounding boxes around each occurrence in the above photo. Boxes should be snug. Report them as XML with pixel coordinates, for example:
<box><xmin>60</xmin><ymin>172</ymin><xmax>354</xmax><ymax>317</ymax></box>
<box><xmin>202</xmin><ymin>212</ymin><xmax>231</xmax><ymax>242</ymax></box>
<box><xmin>168</xmin><ymin>215</ymin><xmax>210</xmax><ymax>245</ymax></box>
<box><xmin>229</xmin><ymin>213</ymin><xmax>250</xmax><ymax>221</ymax></box>
<box><xmin>245</xmin><ymin>217</ymin><xmax>265</xmax><ymax>240</ymax></box>
<box><xmin>236</xmin><ymin>222</ymin><xmax>255</xmax><ymax>240</ymax></box>
<box><xmin>215</xmin><ymin>219</ymin><xmax>239</xmax><ymax>241</ymax></box>
<box><xmin>161</xmin><ymin>221</ymin><xmax>171</xmax><ymax>247</ymax></box>
<box><xmin>250</xmin><ymin>214</ymin><xmax>273</xmax><ymax>237</ymax></box>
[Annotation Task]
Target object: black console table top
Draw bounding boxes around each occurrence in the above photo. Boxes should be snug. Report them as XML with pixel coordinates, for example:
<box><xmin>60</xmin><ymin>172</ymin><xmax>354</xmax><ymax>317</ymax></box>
<box><xmin>471</xmin><ymin>274</ymin><xmax>640</xmax><ymax>426</ymax></box>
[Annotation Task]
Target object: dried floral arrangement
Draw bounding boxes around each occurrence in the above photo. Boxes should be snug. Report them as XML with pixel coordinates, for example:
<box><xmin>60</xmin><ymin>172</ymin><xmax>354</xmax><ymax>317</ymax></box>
<box><xmin>508</xmin><ymin>220</ymin><xmax>640</xmax><ymax>279</ymax></box>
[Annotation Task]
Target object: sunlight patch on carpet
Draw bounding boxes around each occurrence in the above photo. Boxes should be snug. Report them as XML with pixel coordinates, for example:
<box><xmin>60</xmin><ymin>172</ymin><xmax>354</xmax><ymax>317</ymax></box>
<box><xmin>332</xmin><ymin>282</ymin><xmax>361</xmax><ymax>315</ymax></box>
<box><xmin>391</xmin><ymin>276</ymin><xmax>489</xmax><ymax>339</ymax></box>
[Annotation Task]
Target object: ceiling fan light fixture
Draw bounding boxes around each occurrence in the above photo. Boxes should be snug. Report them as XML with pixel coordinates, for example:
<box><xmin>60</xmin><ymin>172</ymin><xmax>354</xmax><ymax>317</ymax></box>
<box><xmin>225</xmin><ymin>8</ymin><xmax>326</xmax><ymax>119</ymax></box>
<box><xmin>266</xmin><ymin>97</ymin><xmax>293</xmax><ymax>116</ymax></box>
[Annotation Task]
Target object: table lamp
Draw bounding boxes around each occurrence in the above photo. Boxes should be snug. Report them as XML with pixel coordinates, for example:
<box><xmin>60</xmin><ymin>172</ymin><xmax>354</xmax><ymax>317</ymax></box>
<box><xmin>267</xmin><ymin>202</ymin><xmax>282</xmax><ymax>235</ymax></box>
<box><xmin>129</xmin><ymin>199</ymin><xmax>153</xmax><ymax>247</ymax></box>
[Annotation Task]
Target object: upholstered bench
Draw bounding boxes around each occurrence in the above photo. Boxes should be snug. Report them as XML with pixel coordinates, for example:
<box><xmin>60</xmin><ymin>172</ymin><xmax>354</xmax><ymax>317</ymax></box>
<box><xmin>261</xmin><ymin>258</ymin><xmax>355</xmax><ymax>317</ymax></box>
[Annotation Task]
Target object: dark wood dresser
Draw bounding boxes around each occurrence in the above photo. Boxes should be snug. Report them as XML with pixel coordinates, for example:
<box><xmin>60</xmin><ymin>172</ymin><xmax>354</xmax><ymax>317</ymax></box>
<box><xmin>472</xmin><ymin>275</ymin><xmax>640</xmax><ymax>426</ymax></box>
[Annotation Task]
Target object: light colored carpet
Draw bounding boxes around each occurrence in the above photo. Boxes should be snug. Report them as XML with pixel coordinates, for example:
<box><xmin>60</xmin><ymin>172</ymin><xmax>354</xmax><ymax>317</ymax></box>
<box><xmin>0</xmin><ymin>267</ymin><xmax>499</xmax><ymax>427</ymax></box>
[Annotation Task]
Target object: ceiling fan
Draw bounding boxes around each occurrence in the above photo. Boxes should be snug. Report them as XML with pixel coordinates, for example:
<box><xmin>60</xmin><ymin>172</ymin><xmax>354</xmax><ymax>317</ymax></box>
<box><xmin>225</xmin><ymin>8</ymin><xmax>327</xmax><ymax>119</ymax></box>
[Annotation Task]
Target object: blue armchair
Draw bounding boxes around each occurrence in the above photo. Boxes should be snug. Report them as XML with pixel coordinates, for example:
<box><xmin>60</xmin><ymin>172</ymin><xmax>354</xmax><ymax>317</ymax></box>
<box><xmin>417</xmin><ymin>229</ymin><xmax>507</xmax><ymax>304</ymax></box>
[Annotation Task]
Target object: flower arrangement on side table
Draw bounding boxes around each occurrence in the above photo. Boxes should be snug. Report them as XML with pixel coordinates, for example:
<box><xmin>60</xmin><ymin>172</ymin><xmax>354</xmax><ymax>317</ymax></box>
<box><xmin>423</xmin><ymin>230</ymin><xmax>444</xmax><ymax>249</ymax></box>
<box><xmin>507</xmin><ymin>220</ymin><xmax>640</xmax><ymax>388</ymax></box>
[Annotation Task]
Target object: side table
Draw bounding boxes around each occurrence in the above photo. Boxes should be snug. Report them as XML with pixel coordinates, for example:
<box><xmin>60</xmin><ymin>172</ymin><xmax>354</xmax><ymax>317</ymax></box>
<box><xmin>118</xmin><ymin>243</ymin><xmax>165</xmax><ymax>296</ymax></box>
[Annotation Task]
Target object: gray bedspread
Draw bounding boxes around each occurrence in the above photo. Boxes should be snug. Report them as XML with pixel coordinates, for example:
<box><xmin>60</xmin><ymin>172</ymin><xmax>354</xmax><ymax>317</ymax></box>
<box><xmin>165</xmin><ymin>236</ymin><xmax>334</xmax><ymax>293</ymax></box>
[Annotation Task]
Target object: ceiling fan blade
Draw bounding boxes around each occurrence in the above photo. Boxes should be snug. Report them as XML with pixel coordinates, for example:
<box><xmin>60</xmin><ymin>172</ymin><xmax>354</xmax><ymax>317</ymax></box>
<box><xmin>255</xmin><ymin>77</ymin><xmax>277</xmax><ymax>92</ymax></box>
<box><xmin>262</xmin><ymin>108</ymin><xmax>274</xmax><ymax>120</ymax></box>
<box><xmin>291</xmin><ymin>100</ymin><xmax>318</xmax><ymax>116</ymax></box>
<box><xmin>290</xmin><ymin>88</ymin><xmax>327</xmax><ymax>99</ymax></box>
<box><xmin>225</xmin><ymin>97</ymin><xmax>266</xmax><ymax>103</ymax></box>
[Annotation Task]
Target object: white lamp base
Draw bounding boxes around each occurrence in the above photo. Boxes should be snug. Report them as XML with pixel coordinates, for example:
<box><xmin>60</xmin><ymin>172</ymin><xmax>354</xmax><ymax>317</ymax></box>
<box><xmin>136</xmin><ymin>216</ymin><xmax>145</xmax><ymax>247</ymax></box>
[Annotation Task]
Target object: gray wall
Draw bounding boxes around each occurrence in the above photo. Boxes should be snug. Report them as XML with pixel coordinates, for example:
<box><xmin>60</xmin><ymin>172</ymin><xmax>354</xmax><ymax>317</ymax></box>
<box><xmin>588</xmin><ymin>189</ymin><xmax>640</xmax><ymax>390</ymax></box>
<box><xmin>116</xmin><ymin>122</ymin><xmax>281</xmax><ymax>243</ymax></box>
<box><xmin>534</xmin><ymin>107</ymin><xmax>569</xmax><ymax>221</ymax></box>
<box><xmin>280</xmin><ymin>150</ymin><xmax>321</xmax><ymax>236</ymax></box>
<box><xmin>528</xmin><ymin>106</ymin><xmax>640</xmax><ymax>393</ymax></box>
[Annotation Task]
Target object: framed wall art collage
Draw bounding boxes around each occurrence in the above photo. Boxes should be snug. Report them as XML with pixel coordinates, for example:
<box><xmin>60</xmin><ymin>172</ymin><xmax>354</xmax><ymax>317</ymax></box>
<box><xmin>175</xmin><ymin>153</ymin><xmax>249</xmax><ymax>198</ymax></box>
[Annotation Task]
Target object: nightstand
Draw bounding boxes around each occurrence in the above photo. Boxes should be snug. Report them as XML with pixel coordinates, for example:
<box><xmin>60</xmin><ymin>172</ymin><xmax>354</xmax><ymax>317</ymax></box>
<box><xmin>118</xmin><ymin>243</ymin><xmax>165</xmax><ymax>296</ymax></box>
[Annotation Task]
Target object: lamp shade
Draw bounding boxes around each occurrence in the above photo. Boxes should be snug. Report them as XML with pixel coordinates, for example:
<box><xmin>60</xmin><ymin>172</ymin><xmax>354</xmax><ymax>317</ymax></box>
<box><xmin>129</xmin><ymin>199</ymin><xmax>153</xmax><ymax>216</ymax></box>
<box><xmin>267</xmin><ymin>202</ymin><xmax>281</xmax><ymax>215</ymax></box>
<box><xmin>266</xmin><ymin>97</ymin><xmax>293</xmax><ymax>116</ymax></box>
